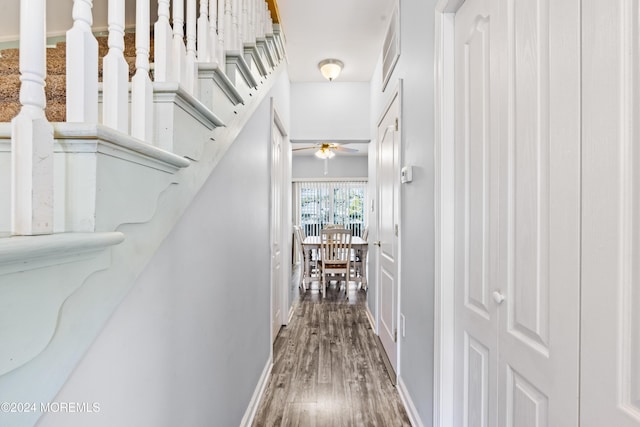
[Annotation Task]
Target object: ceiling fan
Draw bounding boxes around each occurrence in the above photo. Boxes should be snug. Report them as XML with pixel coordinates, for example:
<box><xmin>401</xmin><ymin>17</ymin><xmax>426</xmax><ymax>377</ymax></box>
<box><xmin>292</xmin><ymin>142</ymin><xmax>358</xmax><ymax>175</ymax></box>
<box><xmin>292</xmin><ymin>142</ymin><xmax>358</xmax><ymax>159</ymax></box>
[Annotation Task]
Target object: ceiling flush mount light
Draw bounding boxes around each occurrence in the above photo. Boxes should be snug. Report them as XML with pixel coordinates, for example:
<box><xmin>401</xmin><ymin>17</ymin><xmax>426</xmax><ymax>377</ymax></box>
<box><xmin>318</xmin><ymin>59</ymin><xmax>344</xmax><ymax>81</ymax></box>
<box><xmin>314</xmin><ymin>146</ymin><xmax>336</xmax><ymax>159</ymax></box>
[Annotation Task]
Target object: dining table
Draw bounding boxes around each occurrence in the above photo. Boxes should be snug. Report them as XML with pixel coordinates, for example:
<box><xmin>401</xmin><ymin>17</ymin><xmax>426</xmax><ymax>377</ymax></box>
<box><xmin>301</xmin><ymin>235</ymin><xmax>369</xmax><ymax>290</ymax></box>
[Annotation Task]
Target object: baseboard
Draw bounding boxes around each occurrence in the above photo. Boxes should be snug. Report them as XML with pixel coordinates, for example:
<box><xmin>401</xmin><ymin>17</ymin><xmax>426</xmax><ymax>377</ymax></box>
<box><xmin>239</xmin><ymin>357</ymin><xmax>273</xmax><ymax>427</ymax></box>
<box><xmin>397</xmin><ymin>376</ymin><xmax>425</xmax><ymax>427</ymax></box>
<box><xmin>365</xmin><ymin>303</ymin><xmax>376</xmax><ymax>332</ymax></box>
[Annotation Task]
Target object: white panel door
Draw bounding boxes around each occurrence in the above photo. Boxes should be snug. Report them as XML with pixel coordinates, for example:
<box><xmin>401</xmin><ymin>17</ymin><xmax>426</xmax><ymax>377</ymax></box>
<box><xmin>453</xmin><ymin>0</ymin><xmax>499</xmax><ymax>424</ymax></box>
<box><xmin>271</xmin><ymin>113</ymin><xmax>284</xmax><ymax>343</ymax></box>
<box><xmin>581</xmin><ymin>0</ymin><xmax>640</xmax><ymax>425</ymax></box>
<box><xmin>376</xmin><ymin>89</ymin><xmax>400</xmax><ymax>380</ymax></box>
<box><xmin>496</xmin><ymin>0</ymin><xmax>581</xmax><ymax>426</ymax></box>
<box><xmin>454</xmin><ymin>0</ymin><xmax>580</xmax><ymax>425</ymax></box>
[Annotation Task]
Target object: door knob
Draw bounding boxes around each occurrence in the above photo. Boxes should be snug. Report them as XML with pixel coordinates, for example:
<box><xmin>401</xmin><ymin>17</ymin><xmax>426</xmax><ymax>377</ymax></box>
<box><xmin>492</xmin><ymin>291</ymin><xmax>505</xmax><ymax>304</ymax></box>
<box><xmin>373</xmin><ymin>241</ymin><xmax>381</xmax><ymax>247</ymax></box>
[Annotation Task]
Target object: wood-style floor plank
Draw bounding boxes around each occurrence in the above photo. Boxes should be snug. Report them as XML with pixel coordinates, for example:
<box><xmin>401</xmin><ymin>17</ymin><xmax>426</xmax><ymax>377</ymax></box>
<box><xmin>252</xmin><ymin>282</ymin><xmax>411</xmax><ymax>426</ymax></box>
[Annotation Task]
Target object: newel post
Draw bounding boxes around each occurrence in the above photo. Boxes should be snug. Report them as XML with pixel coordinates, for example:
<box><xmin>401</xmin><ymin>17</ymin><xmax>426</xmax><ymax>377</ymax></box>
<box><xmin>66</xmin><ymin>0</ymin><xmax>99</xmax><ymax>122</ymax></box>
<box><xmin>11</xmin><ymin>0</ymin><xmax>54</xmax><ymax>235</ymax></box>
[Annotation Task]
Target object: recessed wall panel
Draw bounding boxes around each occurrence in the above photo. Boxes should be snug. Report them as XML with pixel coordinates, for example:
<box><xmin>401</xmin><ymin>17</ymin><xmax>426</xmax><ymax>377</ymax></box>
<box><xmin>465</xmin><ymin>334</ymin><xmax>489</xmax><ymax>427</ymax></box>
<box><xmin>507</xmin><ymin>367</ymin><xmax>548</xmax><ymax>427</ymax></box>
<box><xmin>464</xmin><ymin>17</ymin><xmax>491</xmax><ymax>319</ymax></box>
<box><xmin>507</xmin><ymin>0</ymin><xmax>550</xmax><ymax>355</ymax></box>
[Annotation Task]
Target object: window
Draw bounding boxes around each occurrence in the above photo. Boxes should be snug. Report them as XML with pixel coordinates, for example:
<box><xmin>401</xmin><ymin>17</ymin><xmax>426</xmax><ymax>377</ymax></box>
<box><xmin>294</xmin><ymin>180</ymin><xmax>367</xmax><ymax>237</ymax></box>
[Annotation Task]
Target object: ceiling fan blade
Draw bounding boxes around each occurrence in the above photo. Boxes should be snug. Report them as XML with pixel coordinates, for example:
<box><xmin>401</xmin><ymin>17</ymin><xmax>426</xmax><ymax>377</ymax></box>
<box><xmin>292</xmin><ymin>146</ymin><xmax>318</xmax><ymax>151</ymax></box>
<box><xmin>333</xmin><ymin>146</ymin><xmax>359</xmax><ymax>153</ymax></box>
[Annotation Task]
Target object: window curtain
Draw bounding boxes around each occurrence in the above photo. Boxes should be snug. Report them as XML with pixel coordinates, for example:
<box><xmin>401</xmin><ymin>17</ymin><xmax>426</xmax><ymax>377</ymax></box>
<box><xmin>293</xmin><ymin>180</ymin><xmax>368</xmax><ymax>237</ymax></box>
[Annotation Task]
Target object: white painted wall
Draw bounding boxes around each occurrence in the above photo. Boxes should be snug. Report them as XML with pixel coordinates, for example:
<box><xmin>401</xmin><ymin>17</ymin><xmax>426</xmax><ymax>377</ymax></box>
<box><xmin>368</xmin><ymin>1</ymin><xmax>438</xmax><ymax>424</ymax></box>
<box><xmin>292</xmin><ymin>155</ymin><xmax>368</xmax><ymax>179</ymax></box>
<box><xmin>38</xmin><ymin>72</ymin><xmax>291</xmax><ymax>427</ymax></box>
<box><xmin>290</xmin><ymin>82</ymin><xmax>370</xmax><ymax>141</ymax></box>
<box><xmin>0</xmin><ymin>1</ymin><xmax>146</xmax><ymax>43</ymax></box>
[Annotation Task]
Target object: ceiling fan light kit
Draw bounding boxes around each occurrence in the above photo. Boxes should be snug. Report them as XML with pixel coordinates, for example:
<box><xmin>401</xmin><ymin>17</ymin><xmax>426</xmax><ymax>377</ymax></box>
<box><xmin>314</xmin><ymin>147</ymin><xmax>336</xmax><ymax>159</ymax></box>
<box><xmin>318</xmin><ymin>59</ymin><xmax>344</xmax><ymax>81</ymax></box>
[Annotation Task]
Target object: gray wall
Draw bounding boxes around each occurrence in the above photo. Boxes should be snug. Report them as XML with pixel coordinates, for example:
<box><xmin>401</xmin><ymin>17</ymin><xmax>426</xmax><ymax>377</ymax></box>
<box><xmin>39</xmin><ymin>73</ymin><xmax>291</xmax><ymax>427</ymax></box>
<box><xmin>369</xmin><ymin>0</ymin><xmax>437</xmax><ymax>423</ymax></box>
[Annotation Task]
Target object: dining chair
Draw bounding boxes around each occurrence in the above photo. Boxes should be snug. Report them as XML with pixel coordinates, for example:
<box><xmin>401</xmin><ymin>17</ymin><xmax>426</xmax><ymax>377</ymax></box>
<box><xmin>292</xmin><ymin>225</ymin><xmax>306</xmax><ymax>291</ymax></box>
<box><xmin>323</xmin><ymin>223</ymin><xmax>344</xmax><ymax>229</ymax></box>
<box><xmin>319</xmin><ymin>228</ymin><xmax>353</xmax><ymax>298</ymax></box>
<box><xmin>353</xmin><ymin>226</ymin><xmax>368</xmax><ymax>282</ymax></box>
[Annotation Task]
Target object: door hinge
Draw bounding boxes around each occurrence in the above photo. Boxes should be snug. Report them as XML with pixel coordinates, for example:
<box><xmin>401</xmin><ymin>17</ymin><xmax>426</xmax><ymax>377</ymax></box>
<box><xmin>395</xmin><ymin>117</ymin><xmax>399</xmax><ymax>131</ymax></box>
<box><xmin>394</xmin><ymin>328</ymin><xmax>398</xmax><ymax>342</ymax></box>
<box><xmin>395</xmin><ymin>224</ymin><xmax>399</xmax><ymax>236</ymax></box>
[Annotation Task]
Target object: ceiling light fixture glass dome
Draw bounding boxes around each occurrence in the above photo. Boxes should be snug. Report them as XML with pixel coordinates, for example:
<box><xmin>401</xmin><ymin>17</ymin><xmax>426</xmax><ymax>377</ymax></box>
<box><xmin>318</xmin><ymin>59</ymin><xmax>344</xmax><ymax>81</ymax></box>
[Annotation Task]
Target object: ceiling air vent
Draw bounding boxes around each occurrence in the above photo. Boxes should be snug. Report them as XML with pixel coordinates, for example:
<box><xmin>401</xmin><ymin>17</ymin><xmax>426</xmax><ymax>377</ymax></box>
<box><xmin>382</xmin><ymin>2</ymin><xmax>400</xmax><ymax>91</ymax></box>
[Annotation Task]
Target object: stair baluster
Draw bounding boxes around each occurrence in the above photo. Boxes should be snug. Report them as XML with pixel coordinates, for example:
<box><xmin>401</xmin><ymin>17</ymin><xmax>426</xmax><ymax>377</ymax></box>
<box><xmin>185</xmin><ymin>0</ymin><xmax>198</xmax><ymax>94</ymax></box>
<box><xmin>173</xmin><ymin>0</ymin><xmax>187</xmax><ymax>86</ymax></box>
<box><xmin>66</xmin><ymin>0</ymin><xmax>99</xmax><ymax>123</ymax></box>
<box><xmin>154</xmin><ymin>0</ymin><xmax>173</xmax><ymax>82</ymax></box>
<box><xmin>131</xmin><ymin>0</ymin><xmax>154</xmax><ymax>142</ymax></box>
<box><xmin>247</xmin><ymin>0</ymin><xmax>255</xmax><ymax>44</ymax></box>
<box><xmin>198</xmin><ymin>0</ymin><xmax>210</xmax><ymax>62</ymax></box>
<box><xmin>217</xmin><ymin>0</ymin><xmax>226</xmax><ymax>65</ymax></box>
<box><xmin>241</xmin><ymin>0</ymin><xmax>249</xmax><ymax>45</ymax></box>
<box><xmin>233</xmin><ymin>0</ymin><xmax>242</xmax><ymax>51</ymax></box>
<box><xmin>103</xmin><ymin>0</ymin><xmax>129</xmax><ymax>132</ymax></box>
<box><xmin>208</xmin><ymin>0</ymin><xmax>219</xmax><ymax>64</ymax></box>
<box><xmin>224</xmin><ymin>0</ymin><xmax>234</xmax><ymax>53</ymax></box>
<box><xmin>256</xmin><ymin>0</ymin><xmax>265</xmax><ymax>40</ymax></box>
<box><xmin>264</xmin><ymin>2</ymin><xmax>272</xmax><ymax>37</ymax></box>
<box><xmin>11</xmin><ymin>0</ymin><xmax>54</xmax><ymax>236</ymax></box>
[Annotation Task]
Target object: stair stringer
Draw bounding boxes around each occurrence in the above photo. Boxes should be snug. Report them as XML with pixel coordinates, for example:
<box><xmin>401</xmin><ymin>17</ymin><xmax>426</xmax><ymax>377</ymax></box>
<box><xmin>0</xmin><ymin>61</ymin><xmax>285</xmax><ymax>427</ymax></box>
<box><xmin>0</xmin><ymin>232</ymin><xmax>125</xmax><ymax>377</ymax></box>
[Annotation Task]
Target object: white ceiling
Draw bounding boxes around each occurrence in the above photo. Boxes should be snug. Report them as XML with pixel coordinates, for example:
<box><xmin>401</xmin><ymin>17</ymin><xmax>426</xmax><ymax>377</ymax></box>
<box><xmin>277</xmin><ymin>0</ymin><xmax>396</xmax><ymax>82</ymax></box>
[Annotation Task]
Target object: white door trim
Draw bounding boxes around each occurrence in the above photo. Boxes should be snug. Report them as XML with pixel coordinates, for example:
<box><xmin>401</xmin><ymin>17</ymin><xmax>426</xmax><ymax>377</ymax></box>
<box><xmin>270</xmin><ymin>99</ymin><xmax>289</xmax><ymax>351</ymax></box>
<box><xmin>375</xmin><ymin>80</ymin><xmax>403</xmax><ymax>380</ymax></box>
<box><xmin>434</xmin><ymin>1</ymin><xmax>462</xmax><ymax>426</ymax></box>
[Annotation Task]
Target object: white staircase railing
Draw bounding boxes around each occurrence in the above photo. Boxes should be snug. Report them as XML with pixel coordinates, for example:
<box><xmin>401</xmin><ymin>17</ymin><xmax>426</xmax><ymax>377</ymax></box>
<box><xmin>11</xmin><ymin>0</ymin><xmax>280</xmax><ymax>236</ymax></box>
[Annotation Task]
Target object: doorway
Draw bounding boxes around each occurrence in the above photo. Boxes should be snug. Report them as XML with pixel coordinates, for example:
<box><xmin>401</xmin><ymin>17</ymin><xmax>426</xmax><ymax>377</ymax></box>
<box><xmin>271</xmin><ymin>101</ymin><xmax>288</xmax><ymax>345</ymax></box>
<box><xmin>376</xmin><ymin>83</ymin><xmax>402</xmax><ymax>383</ymax></box>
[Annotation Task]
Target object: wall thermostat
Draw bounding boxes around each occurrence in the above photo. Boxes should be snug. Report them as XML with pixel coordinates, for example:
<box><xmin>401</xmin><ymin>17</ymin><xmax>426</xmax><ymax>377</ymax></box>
<box><xmin>401</xmin><ymin>166</ymin><xmax>413</xmax><ymax>183</ymax></box>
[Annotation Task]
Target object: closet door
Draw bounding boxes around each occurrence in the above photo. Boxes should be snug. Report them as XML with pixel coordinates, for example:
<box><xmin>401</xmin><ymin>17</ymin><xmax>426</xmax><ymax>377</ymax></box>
<box><xmin>495</xmin><ymin>0</ymin><xmax>581</xmax><ymax>425</ymax></box>
<box><xmin>453</xmin><ymin>0</ymin><xmax>501</xmax><ymax>424</ymax></box>
<box><xmin>581</xmin><ymin>1</ymin><xmax>640</xmax><ymax>426</ymax></box>
<box><xmin>453</xmin><ymin>0</ymin><xmax>581</xmax><ymax>425</ymax></box>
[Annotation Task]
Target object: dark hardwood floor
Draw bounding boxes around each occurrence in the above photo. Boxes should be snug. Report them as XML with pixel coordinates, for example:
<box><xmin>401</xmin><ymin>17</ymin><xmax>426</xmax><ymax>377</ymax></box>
<box><xmin>252</xmin><ymin>279</ymin><xmax>411</xmax><ymax>427</ymax></box>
